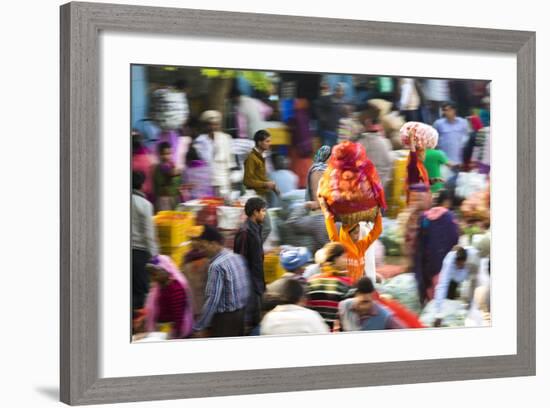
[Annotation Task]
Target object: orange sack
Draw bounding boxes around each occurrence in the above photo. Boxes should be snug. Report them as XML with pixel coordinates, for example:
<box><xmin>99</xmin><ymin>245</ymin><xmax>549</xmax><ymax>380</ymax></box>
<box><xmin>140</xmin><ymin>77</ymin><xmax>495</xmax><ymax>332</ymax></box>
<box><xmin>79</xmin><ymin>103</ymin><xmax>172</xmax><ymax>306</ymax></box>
<box><xmin>318</xmin><ymin>141</ymin><xmax>386</xmax><ymax>225</ymax></box>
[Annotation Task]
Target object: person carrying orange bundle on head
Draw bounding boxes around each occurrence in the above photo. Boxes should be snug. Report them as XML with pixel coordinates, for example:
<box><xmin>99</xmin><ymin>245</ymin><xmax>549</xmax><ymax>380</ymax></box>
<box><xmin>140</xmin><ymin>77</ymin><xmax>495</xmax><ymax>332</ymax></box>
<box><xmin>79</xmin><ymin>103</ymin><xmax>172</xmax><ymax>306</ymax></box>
<box><xmin>317</xmin><ymin>141</ymin><xmax>386</xmax><ymax>285</ymax></box>
<box><xmin>320</xmin><ymin>202</ymin><xmax>382</xmax><ymax>286</ymax></box>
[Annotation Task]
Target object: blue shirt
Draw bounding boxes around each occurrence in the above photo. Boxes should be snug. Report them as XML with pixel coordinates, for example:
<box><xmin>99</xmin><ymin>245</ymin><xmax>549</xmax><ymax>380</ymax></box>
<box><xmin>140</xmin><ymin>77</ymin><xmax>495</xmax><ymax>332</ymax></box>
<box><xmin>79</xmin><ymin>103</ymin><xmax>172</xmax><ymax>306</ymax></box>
<box><xmin>193</xmin><ymin>248</ymin><xmax>251</xmax><ymax>331</ymax></box>
<box><xmin>433</xmin><ymin>117</ymin><xmax>469</xmax><ymax>163</ymax></box>
<box><xmin>269</xmin><ymin>169</ymin><xmax>298</xmax><ymax>195</ymax></box>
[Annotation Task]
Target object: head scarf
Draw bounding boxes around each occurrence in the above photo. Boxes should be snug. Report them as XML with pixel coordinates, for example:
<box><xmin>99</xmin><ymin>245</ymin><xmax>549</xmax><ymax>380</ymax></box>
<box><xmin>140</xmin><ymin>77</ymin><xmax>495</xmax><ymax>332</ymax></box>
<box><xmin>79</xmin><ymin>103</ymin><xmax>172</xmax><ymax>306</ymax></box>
<box><xmin>280</xmin><ymin>246</ymin><xmax>312</xmax><ymax>272</ymax></box>
<box><xmin>144</xmin><ymin>255</ymin><xmax>194</xmax><ymax>338</ymax></box>
<box><xmin>305</xmin><ymin>145</ymin><xmax>332</xmax><ymax>201</ymax></box>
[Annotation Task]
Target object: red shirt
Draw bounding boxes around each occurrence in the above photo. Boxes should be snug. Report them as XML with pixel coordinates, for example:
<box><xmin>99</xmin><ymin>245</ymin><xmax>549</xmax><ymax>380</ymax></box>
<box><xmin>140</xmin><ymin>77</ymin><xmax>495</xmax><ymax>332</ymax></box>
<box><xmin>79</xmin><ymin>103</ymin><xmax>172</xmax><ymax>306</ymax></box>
<box><xmin>157</xmin><ymin>280</ymin><xmax>187</xmax><ymax>338</ymax></box>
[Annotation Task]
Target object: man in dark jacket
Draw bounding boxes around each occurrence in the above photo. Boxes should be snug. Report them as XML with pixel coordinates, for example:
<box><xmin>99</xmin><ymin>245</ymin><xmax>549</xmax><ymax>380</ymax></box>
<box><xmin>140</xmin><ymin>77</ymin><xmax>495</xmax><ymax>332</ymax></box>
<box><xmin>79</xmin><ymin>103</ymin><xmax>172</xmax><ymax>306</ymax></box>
<box><xmin>234</xmin><ymin>197</ymin><xmax>268</xmax><ymax>332</ymax></box>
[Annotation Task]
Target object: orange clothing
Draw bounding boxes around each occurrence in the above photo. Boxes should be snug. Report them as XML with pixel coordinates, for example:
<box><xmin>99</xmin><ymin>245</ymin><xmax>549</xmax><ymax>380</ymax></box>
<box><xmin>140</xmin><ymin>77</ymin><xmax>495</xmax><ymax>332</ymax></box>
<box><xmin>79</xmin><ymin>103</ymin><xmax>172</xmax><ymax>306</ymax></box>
<box><xmin>324</xmin><ymin>213</ymin><xmax>383</xmax><ymax>285</ymax></box>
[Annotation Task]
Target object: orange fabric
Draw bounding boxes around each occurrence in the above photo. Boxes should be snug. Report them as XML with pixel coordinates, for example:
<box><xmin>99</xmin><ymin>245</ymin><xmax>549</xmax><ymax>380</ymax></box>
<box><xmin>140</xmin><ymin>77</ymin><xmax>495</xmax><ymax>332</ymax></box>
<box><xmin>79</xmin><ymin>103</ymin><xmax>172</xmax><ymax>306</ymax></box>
<box><xmin>406</xmin><ymin>153</ymin><xmax>430</xmax><ymax>204</ymax></box>
<box><xmin>324</xmin><ymin>213</ymin><xmax>383</xmax><ymax>285</ymax></box>
<box><xmin>374</xmin><ymin>292</ymin><xmax>425</xmax><ymax>328</ymax></box>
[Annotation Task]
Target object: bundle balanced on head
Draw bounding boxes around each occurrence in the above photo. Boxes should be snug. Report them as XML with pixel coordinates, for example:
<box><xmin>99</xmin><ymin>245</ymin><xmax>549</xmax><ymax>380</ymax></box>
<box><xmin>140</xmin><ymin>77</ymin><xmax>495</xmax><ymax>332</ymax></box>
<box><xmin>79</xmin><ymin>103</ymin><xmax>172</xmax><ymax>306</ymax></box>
<box><xmin>317</xmin><ymin>141</ymin><xmax>386</xmax><ymax>285</ymax></box>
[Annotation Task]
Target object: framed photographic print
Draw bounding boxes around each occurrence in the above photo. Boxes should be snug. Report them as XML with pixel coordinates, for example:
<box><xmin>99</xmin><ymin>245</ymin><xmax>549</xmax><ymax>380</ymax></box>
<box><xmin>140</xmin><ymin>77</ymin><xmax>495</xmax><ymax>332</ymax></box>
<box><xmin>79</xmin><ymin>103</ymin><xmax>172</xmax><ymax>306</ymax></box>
<box><xmin>60</xmin><ymin>1</ymin><xmax>535</xmax><ymax>405</ymax></box>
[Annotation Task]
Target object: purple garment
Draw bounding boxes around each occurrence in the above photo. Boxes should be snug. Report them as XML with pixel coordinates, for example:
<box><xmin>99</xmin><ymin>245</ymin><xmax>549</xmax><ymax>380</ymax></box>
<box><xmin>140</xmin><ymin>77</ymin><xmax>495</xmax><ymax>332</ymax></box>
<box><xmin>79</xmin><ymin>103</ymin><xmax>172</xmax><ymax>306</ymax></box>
<box><xmin>414</xmin><ymin>208</ymin><xmax>459</xmax><ymax>303</ymax></box>
<box><xmin>158</xmin><ymin>130</ymin><xmax>180</xmax><ymax>163</ymax></box>
<box><xmin>288</xmin><ymin>105</ymin><xmax>313</xmax><ymax>157</ymax></box>
<box><xmin>181</xmin><ymin>161</ymin><xmax>214</xmax><ymax>200</ymax></box>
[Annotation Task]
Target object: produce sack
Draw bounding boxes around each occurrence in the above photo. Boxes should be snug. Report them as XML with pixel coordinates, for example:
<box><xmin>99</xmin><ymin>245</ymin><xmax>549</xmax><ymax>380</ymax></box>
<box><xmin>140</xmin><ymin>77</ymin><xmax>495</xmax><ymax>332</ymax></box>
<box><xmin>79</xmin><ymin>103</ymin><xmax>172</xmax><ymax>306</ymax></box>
<box><xmin>399</xmin><ymin>121</ymin><xmax>439</xmax><ymax>149</ymax></box>
<box><xmin>318</xmin><ymin>141</ymin><xmax>386</xmax><ymax>225</ymax></box>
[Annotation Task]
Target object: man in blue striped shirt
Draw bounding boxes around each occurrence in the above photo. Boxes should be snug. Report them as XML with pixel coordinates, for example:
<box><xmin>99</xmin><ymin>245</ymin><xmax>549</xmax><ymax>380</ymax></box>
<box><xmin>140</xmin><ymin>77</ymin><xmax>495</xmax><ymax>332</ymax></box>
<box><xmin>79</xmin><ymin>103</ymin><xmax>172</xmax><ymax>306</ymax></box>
<box><xmin>193</xmin><ymin>225</ymin><xmax>251</xmax><ymax>338</ymax></box>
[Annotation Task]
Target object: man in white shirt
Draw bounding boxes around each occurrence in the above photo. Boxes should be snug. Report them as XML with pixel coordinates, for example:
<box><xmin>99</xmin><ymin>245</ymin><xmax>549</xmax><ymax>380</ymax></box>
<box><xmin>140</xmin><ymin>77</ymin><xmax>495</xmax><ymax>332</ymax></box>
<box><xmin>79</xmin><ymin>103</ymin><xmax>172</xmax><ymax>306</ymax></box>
<box><xmin>260</xmin><ymin>278</ymin><xmax>329</xmax><ymax>336</ymax></box>
<box><xmin>194</xmin><ymin>110</ymin><xmax>236</xmax><ymax>198</ymax></box>
<box><xmin>433</xmin><ymin>246</ymin><xmax>480</xmax><ymax>327</ymax></box>
<box><xmin>131</xmin><ymin>171</ymin><xmax>159</xmax><ymax>313</ymax></box>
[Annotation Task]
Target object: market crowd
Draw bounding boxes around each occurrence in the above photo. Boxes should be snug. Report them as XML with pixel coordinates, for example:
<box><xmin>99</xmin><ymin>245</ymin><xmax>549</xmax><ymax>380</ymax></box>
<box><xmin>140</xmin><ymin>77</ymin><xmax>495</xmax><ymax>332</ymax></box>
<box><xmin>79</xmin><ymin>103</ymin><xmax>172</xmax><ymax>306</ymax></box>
<box><xmin>131</xmin><ymin>74</ymin><xmax>491</xmax><ymax>341</ymax></box>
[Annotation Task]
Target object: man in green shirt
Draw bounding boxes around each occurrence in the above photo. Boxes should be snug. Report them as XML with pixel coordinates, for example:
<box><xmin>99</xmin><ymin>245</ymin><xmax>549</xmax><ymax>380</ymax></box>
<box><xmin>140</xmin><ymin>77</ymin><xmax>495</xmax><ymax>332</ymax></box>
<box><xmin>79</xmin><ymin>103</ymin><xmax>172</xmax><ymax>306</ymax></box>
<box><xmin>424</xmin><ymin>148</ymin><xmax>450</xmax><ymax>193</ymax></box>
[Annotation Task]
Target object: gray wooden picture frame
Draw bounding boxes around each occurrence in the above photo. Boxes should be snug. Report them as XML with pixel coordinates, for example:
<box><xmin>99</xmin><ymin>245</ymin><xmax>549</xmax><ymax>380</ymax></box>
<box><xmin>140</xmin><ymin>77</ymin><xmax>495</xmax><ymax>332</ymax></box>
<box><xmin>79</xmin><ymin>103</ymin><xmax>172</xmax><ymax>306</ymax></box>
<box><xmin>60</xmin><ymin>1</ymin><xmax>536</xmax><ymax>405</ymax></box>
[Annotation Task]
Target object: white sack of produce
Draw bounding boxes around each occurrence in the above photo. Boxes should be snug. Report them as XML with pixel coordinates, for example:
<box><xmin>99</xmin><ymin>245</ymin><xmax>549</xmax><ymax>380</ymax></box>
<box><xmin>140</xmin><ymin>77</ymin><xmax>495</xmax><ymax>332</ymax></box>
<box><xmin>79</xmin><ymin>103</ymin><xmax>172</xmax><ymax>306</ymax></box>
<box><xmin>377</xmin><ymin>273</ymin><xmax>422</xmax><ymax>314</ymax></box>
<box><xmin>216</xmin><ymin>206</ymin><xmax>246</xmax><ymax>230</ymax></box>
<box><xmin>455</xmin><ymin>172</ymin><xmax>489</xmax><ymax>199</ymax></box>
<box><xmin>420</xmin><ymin>299</ymin><xmax>468</xmax><ymax>327</ymax></box>
<box><xmin>151</xmin><ymin>88</ymin><xmax>188</xmax><ymax>130</ymax></box>
<box><xmin>399</xmin><ymin>121</ymin><xmax>439</xmax><ymax>149</ymax></box>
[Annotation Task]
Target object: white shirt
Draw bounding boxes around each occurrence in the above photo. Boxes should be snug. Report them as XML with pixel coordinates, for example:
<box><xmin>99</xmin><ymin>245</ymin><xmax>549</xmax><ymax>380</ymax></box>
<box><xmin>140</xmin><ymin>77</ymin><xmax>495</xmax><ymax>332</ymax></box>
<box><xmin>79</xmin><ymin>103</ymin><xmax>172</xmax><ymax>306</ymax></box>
<box><xmin>399</xmin><ymin>78</ymin><xmax>420</xmax><ymax>111</ymax></box>
<box><xmin>434</xmin><ymin>247</ymin><xmax>479</xmax><ymax>317</ymax></box>
<box><xmin>131</xmin><ymin>191</ymin><xmax>158</xmax><ymax>256</ymax></box>
<box><xmin>195</xmin><ymin>131</ymin><xmax>236</xmax><ymax>195</ymax></box>
<box><xmin>303</xmin><ymin>264</ymin><xmax>321</xmax><ymax>280</ymax></box>
<box><xmin>260</xmin><ymin>304</ymin><xmax>330</xmax><ymax>335</ymax></box>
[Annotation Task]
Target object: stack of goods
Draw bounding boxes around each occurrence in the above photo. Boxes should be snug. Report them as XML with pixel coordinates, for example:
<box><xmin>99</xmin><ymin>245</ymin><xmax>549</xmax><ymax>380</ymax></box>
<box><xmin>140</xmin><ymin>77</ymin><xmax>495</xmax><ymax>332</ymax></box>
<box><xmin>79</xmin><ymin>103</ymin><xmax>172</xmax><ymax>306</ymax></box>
<box><xmin>263</xmin><ymin>249</ymin><xmax>286</xmax><ymax>285</ymax></box>
<box><xmin>399</xmin><ymin>122</ymin><xmax>439</xmax><ymax>150</ymax></box>
<box><xmin>180</xmin><ymin>197</ymin><xmax>250</xmax><ymax>249</ymax></box>
<box><xmin>150</xmin><ymin>88</ymin><xmax>187</xmax><ymax>131</ymax></box>
<box><xmin>387</xmin><ymin>150</ymin><xmax>408</xmax><ymax>218</ymax></box>
<box><xmin>317</xmin><ymin>141</ymin><xmax>386</xmax><ymax>225</ymax></box>
<box><xmin>377</xmin><ymin>273</ymin><xmax>422</xmax><ymax>314</ymax></box>
<box><xmin>420</xmin><ymin>299</ymin><xmax>468</xmax><ymax>328</ymax></box>
<box><xmin>195</xmin><ymin>197</ymin><xmax>225</xmax><ymax>226</ymax></box>
<box><xmin>153</xmin><ymin>211</ymin><xmax>195</xmax><ymax>268</ymax></box>
<box><xmin>216</xmin><ymin>205</ymin><xmax>246</xmax><ymax>250</ymax></box>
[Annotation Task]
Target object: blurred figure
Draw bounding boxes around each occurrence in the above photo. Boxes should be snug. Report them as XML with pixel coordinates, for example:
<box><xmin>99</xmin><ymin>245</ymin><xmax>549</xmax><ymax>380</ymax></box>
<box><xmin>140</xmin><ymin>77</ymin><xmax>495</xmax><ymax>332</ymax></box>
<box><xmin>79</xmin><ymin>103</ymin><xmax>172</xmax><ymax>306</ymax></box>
<box><xmin>414</xmin><ymin>190</ymin><xmax>460</xmax><ymax>305</ymax></box>
<box><xmin>472</xmin><ymin>126</ymin><xmax>491</xmax><ymax>175</ymax></box>
<box><xmin>406</xmin><ymin>128</ymin><xmax>431</xmax><ymax>202</ymax></box>
<box><xmin>193</xmin><ymin>225</ymin><xmax>250</xmax><ymax>338</ymax></box>
<box><xmin>433</xmin><ymin>101</ymin><xmax>469</xmax><ymax>164</ymax></box>
<box><xmin>243</xmin><ymin>130</ymin><xmax>279</xmax><ymax>201</ymax></box>
<box><xmin>479</xmin><ymin>95</ymin><xmax>491</xmax><ymax>127</ymax></box>
<box><xmin>181</xmin><ymin>117</ymin><xmax>214</xmax><ymax>200</ymax></box>
<box><xmin>302</xmin><ymin>247</ymin><xmax>327</xmax><ymax>280</ymax></box>
<box><xmin>433</xmin><ymin>246</ymin><xmax>480</xmax><ymax>327</ymax></box>
<box><xmin>180</xmin><ymin>233</ymin><xmax>209</xmax><ymax>321</ymax></box>
<box><xmin>398</xmin><ymin>78</ymin><xmax>422</xmax><ymax>122</ymax></box>
<box><xmin>358</xmin><ymin>108</ymin><xmax>394</xmax><ymax>191</ymax></box>
<box><xmin>234</xmin><ymin>197</ymin><xmax>269</xmax><ymax>333</ymax></box>
<box><xmin>339</xmin><ymin>277</ymin><xmax>406</xmax><ymax>331</ymax></box>
<box><xmin>398</xmin><ymin>183</ymin><xmax>432</xmax><ymax>271</ymax></box>
<box><xmin>260</xmin><ymin>279</ymin><xmax>330</xmax><ymax>335</ymax></box>
<box><xmin>463</xmin><ymin>109</ymin><xmax>485</xmax><ymax>170</ymax></box>
<box><xmin>338</xmin><ymin>104</ymin><xmax>363</xmax><ymax>143</ymax></box>
<box><xmin>305</xmin><ymin>145</ymin><xmax>331</xmax><ymax>205</ymax></box>
<box><xmin>230</xmin><ymin>86</ymin><xmax>273</xmax><ymax>140</ymax></box>
<box><xmin>306</xmin><ymin>242</ymin><xmax>351</xmax><ymax>330</ymax></box>
<box><xmin>424</xmin><ymin>147</ymin><xmax>454</xmax><ymax>194</ymax></box>
<box><xmin>284</xmin><ymin>201</ymin><xmax>330</xmax><ymax>255</ymax></box>
<box><xmin>420</xmin><ymin>79</ymin><xmax>450</xmax><ymax>124</ymax></box>
<box><xmin>194</xmin><ymin>110</ymin><xmax>236</xmax><ymax>198</ymax></box>
<box><xmin>320</xmin><ymin>198</ymin><xmax>383</xmax><ymax>285</ymax></box>
<box><xmin>182</xmin><ymin>144</ymin><xmax>214</xmax><ymax>200</ymax></box>
<box><xmin>265</xmin><ymin>246</ymin><xmax>311</xmax><ymax>300</ymax></box>
<box><xmin>131</xmin><ymin>171</ymin><xmax>159</xmax><ymax>321</ymax></box>
<box><xmin>152</xmin><ymin>141</ymin><xmax>180</xmax><ymax>211</ymax></box>
<box><xmin>315</xmin><ymin>82</ymin><xmax>347</xmax><ymax>147</ymax></box>
<box><xmin>132</xmin><ymin>130</ymin><xmax>154</xmax><ymax>201</ymax></box>
<box><xmin>269</xmin><ymin>155</ymin><xmax>298</xmax><ymax>196</ymax></box>
<box><xmin>144</xmin><ymin>255</ymin><xmax>194</xmax><ymax>339</ymax></box>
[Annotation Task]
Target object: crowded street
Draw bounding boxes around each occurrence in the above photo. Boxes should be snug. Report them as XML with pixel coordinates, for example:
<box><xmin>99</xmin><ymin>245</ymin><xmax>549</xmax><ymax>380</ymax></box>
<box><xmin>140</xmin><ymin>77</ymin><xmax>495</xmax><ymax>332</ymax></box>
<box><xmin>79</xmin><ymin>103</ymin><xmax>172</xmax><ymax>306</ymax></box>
<box><xmin>130</xmin><ymin>66</ymin><xmax>491</xmax><ymax>341</ymax></box>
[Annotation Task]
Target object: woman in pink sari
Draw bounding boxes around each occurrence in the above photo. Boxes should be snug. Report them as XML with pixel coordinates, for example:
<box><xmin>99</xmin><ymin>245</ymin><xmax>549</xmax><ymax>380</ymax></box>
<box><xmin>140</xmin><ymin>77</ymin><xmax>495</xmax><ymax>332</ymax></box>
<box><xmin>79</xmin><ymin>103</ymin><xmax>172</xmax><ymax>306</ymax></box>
<box><xmin>144</xmin><ymin>255</ymin><xmax>194</xmax><ymax>339</ymax></box>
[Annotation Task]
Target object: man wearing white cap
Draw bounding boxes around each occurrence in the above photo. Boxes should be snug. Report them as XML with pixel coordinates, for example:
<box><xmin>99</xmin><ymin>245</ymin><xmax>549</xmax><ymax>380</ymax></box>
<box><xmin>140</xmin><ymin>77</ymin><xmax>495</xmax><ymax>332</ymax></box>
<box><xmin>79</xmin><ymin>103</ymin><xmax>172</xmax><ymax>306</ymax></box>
<box><xmin>194</xmin><ymin>110</ymin><xmax>236</xmax><ymax>198</ymax></box>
